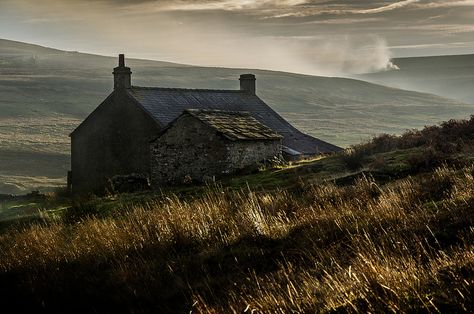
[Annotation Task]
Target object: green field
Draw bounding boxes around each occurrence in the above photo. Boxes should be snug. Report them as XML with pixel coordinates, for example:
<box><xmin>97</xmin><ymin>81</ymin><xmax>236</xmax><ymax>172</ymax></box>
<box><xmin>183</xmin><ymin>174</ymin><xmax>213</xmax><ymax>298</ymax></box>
<box><xmin>1</xmin><ymin>38</ymin><xmax>473</xmax><ymax>194</ymax></box>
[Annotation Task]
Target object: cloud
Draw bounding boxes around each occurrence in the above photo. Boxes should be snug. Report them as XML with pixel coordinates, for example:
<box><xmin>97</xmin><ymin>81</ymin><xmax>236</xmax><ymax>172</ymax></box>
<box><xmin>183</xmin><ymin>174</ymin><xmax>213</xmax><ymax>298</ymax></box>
<box><xmin>166</xmin><ymin>0</ymin><xmax>308</xmax><ymax>11</ymax></box>
<box><xmin>260</xmin><ymin>1</ymin><xmax>421</xmax><ymax>18</ymax></box>
<box><xmin>355</xmin><ymin>0</ymin><xmax>419</xmax><ymax>14</ymax></box>
<box><xmin>418</xmin><ymin>0</ymin><xmax>474</xmax><ymax>8</ymax></box>
<box><xmin>302</xmin><ymin>18</ymin><xmax>384</xmax><ymax>25</ymax></box>
<box><xmin>77</xmin><ymin>0</ymin><xmax>309</xmax><ymax>14</ymax></box>
<box><xmin>9</xmin><ymin>0</ymin><xmax>474</xmax><ymax>20</ymax></box>
<box><xmin>2</xmin><ymin>0</ymin><xmax>474</xmax><ymax>74</ymax></box>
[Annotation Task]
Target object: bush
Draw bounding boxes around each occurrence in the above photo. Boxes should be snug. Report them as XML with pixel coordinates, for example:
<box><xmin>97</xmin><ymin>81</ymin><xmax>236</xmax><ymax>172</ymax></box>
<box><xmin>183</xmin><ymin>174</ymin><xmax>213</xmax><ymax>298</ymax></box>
<box><xmin>370</xmin><ymin>133</ymin><xmax>399</xmax><ymax>152</ymax></box>
<box><xmin>341</xmin><ymin>147</ymin><xmax>366</xmax><ymax>170</ymax></box>
<box><xmin>338</xmin><ymin>116</ymin><xmax>474</xmax><ymax>174</ymax></box>
<box><xmin>406</xmin><ymin>148</ymin><xmax>447</xmax><ymax>172</ymax></box>
<box><xmin>348</xmin><ymin>116</ymin><xmax>474</xmax><ymax>158</ymax></box>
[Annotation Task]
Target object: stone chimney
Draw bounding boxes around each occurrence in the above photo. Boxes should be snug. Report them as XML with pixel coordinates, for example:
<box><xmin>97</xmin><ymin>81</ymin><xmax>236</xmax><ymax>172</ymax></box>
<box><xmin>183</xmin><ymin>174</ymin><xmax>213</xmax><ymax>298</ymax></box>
<box><xmin>113</xmin><ymin>54</ymin><xmax>132</xmax><ymax>89</ymax></box>
<box><xmin>239</xmin><ymin>74</ymin><xmax>256</xmax><ymax>95</ymax></box>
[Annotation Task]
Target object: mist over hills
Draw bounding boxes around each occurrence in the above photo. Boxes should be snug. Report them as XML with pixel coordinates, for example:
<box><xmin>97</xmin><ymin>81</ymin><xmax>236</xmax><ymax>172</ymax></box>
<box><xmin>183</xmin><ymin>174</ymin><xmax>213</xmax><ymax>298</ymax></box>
<box><xmin>0</xmin><ymin>38</ymin><xmax>472</xmax><ymax>194</ymax></box>
<box><xmin>359</xmin><ymin>54</ymin><xmax>474</xmax><ymax>104</ymax></box>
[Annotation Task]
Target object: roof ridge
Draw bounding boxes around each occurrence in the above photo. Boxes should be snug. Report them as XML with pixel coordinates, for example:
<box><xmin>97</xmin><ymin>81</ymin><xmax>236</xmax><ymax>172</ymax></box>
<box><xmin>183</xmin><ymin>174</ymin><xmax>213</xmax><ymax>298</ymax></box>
<box><xmin>130</xmin><ymin>86</ymin><xmax>246</xmax><ymax>93</ymax></box>
<box><xmin>185</xmin><ymin>109</ymin><xmax>252</xmax><ymax>115</ymax></box>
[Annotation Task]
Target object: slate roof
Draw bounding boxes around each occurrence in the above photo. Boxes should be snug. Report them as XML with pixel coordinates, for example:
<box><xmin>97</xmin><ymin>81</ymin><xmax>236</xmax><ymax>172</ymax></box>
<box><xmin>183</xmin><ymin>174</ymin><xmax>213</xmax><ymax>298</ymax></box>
<box><xmin>127</xmin><ymin>86</ymin><xmax>341</xmax><ymax>155</ymax></box>
<box><xmin>184</xmin><ymin>109</ymin><xmax>282</xmax><ymax>141</ymax></box>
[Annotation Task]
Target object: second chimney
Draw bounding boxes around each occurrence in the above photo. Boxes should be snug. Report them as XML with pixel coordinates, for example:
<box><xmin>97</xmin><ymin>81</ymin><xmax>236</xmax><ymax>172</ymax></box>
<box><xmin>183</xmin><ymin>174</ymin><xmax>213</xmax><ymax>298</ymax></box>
<box><xmin>113</xmin><ymin>54</ymin><xmax>132</xmax><ymax>90</ymax></box>
<box><xmin>239</xmin><ymin>74</ymin><xmax>256</xmax><ymax>95</ymax></box>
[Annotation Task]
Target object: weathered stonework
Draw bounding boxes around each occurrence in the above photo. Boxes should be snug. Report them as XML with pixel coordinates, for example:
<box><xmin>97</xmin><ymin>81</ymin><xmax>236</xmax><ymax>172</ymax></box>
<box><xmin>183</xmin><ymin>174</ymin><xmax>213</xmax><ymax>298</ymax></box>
<box><xmin>150</xmin><ymin>113</ymin><xmax>282</xmax><ymax>186</ymax></box>
<box><xmin>226</xmin><ymin>141</ymin><xmax>280</xmax><ymax>171</ymax></box>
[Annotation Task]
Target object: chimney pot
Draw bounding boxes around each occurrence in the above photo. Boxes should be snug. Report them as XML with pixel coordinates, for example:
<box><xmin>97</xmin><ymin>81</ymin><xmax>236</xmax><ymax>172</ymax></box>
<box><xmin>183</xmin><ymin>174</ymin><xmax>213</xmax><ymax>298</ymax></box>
<box><xmin>239</xmin><ymin>74</ymin><xmax>256</xmax><ymax>95</ymax></box>
<box><xmin>119</xmin><ymin>54</ymin><xmax>125</xmax><ymax>67</ymax></box>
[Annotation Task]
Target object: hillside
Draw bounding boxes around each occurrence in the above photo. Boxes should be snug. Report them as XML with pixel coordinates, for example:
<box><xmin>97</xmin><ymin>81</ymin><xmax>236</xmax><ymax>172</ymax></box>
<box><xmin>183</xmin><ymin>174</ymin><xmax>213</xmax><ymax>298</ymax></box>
<box><xmin>359</xmin><ymin>54</ymin><xmax>474</xmax><ymax>104</ymax></box>
<box><xmin>0</xmin><ymin>117</ymin><xmax>473</xmax><ymax>313</ymax></box>
<box><xmin>1</xmin><ymin>38</ymin><xmax>473</xmax><ymax>193</ymax></box>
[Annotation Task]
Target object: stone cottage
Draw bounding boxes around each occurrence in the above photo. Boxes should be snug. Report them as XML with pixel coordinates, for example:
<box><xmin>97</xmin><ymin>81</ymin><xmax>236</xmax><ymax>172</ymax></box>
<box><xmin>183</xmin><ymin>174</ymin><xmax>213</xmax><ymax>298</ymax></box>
<box><xmin>70</xmin><ymin>55</ymin><xmax>341</xmax><ymax>194</ymax></box>
<box><xmin>151</xmin><ymin>109</ymin><xmax>282</xmax><ymax>185</ymax></box>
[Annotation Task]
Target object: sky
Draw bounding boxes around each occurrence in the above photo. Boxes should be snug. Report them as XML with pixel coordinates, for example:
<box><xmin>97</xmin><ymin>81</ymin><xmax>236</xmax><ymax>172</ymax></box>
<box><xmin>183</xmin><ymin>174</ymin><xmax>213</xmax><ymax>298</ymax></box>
<box><xmin>1</xmin><ymin>0</ymin><xmax>474</xmax><ymax>75</ymax></box>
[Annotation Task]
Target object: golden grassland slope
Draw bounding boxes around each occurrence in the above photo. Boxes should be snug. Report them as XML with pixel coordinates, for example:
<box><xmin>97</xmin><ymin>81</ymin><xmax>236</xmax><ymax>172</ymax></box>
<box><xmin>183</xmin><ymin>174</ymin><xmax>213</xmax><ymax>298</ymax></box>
<box><xmin>0</xmin><ymin>166</ymin><xmax>472</xmax><ymax>313</ymax></box>
<box><xmin>0</xmin><ymin>117</ymin><xmax>473</xmax><ymax>313</ymax></box>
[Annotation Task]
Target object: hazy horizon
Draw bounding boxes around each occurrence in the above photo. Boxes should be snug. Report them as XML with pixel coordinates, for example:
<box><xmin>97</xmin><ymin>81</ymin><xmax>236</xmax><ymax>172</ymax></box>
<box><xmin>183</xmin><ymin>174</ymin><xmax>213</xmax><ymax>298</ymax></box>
<box><xmin>1</xmin><ymin>0</ymin><xmax>474</xmax><ymax>76</ymax></box>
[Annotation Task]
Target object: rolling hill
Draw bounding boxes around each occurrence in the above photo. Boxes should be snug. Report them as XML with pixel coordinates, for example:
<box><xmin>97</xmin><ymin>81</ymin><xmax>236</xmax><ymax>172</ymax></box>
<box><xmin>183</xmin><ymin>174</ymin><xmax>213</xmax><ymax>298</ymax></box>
<box><xmin>359</xmin><ymin>54</ymin><xmax>474</xmax><ymax>104</ymax></box>
<box><xmin>1</xmin><ymin>38</ymin><xmax>473</xmax><ymax>194</ymax></box>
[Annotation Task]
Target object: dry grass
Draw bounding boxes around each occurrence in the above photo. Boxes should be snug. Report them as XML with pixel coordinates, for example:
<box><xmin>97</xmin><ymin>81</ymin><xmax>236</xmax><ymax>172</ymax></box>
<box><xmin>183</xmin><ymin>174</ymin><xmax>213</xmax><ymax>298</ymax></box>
<box><xmin>0</xmin><ymin>165</ymin><xmax>472</xmax><ymax>313</ymax></box>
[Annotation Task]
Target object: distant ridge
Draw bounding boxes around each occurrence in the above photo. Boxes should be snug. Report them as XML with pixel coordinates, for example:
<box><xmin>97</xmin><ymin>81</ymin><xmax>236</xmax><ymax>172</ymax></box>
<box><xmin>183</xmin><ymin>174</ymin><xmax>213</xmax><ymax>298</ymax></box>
<box><xmin>394</xmin><ymin>53</ymin><xmax>474</xmax><ymax>65</ymax></box>
<box><xmin>359</xmin><ymin>53</ymin><xmax>474</xmax><ymax>103</ymax></box>
<box><xmin>0</xmin><ymin>38</ymin><xmax>188</xmax><ymax>68</ymax></box>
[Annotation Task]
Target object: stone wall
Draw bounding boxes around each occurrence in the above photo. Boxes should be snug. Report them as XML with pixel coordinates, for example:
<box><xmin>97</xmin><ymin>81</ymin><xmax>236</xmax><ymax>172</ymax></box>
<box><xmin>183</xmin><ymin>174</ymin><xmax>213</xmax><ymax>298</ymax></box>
<box><xmin>226</xmin><ymin>140</ymin><xmax>282</xmax><ymax>172</ymax></box>
<box><xmin>151</xmin><ymin>115</ymin><xmax>228</xmax><ymax>185</ymax></box>
<box><xmin>150</xmin><ymin>115</ymin><xmax>282</xmax><ymax>186</ymax></box>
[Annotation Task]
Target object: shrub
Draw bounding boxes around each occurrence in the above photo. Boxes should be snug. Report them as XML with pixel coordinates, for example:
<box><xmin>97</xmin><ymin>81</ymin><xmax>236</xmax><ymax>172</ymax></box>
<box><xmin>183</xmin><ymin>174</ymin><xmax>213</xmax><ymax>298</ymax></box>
<box><xmin>406</xmin><ymin>148</ymin><xmax>447</xmax><ymax>172</ymax></box>
<box><xmin>341</xmin><ymin>147</ymin><xmax>366</xmax><ymax>170</ymax></box>
<box><xmin>346</xmin><ymin>116</ymin><xmax>474</xmax><ymax>159</ymax></box>
<box><xmin>370</xmin><ymin>133</ymin><xmax>399</xmax><ymax>152</ymax></box>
